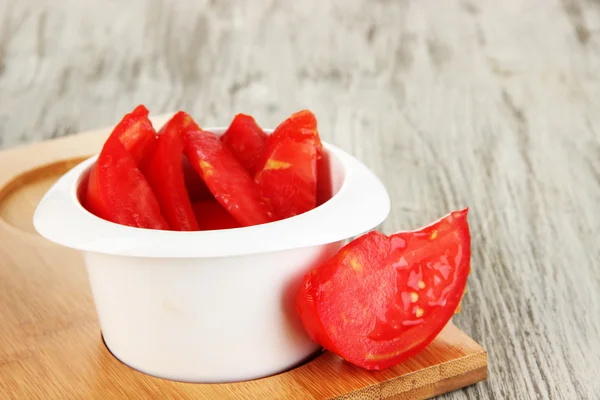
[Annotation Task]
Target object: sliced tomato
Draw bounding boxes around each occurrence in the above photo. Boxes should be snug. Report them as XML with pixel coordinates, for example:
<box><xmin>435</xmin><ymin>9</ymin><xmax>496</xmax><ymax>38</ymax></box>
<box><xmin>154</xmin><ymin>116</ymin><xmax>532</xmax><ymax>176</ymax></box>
<box><xmin>296</xmin><ymin>209</ymin><xmax>470</xmax><ymax>370</ymax></box>
<box><xmin>182</xmin><ymin>154</ymin><xmax>212</xmax><ymax>202</ymax></box>
<box><xmin>220</xmin><ymin>114</ymin><xmax>267</xmax><ymax>174</ymax></box>
<box><xmin>144</xmin><ymin>112</ymin><xmax>199</xmax><ymax>231</ymax></box>
<box><xmin>316</xmin><ymin>149</ymin><xmax>333</xmax><ymax>206</ymax></box>
<box><xmin>296</xmin><ymin>269</ymin><xmax>340</xmax><ymax>354</ymax></box>
<box><xmin>257</xmin><ymin>110</ymin><xmax>321</xmax><ymax>170</ymax></box>
<box><xmin>255</xmin><ymin>110</ymin><xmax>323</xmax><ymax>219</ymax></box>
<box><xmin>266</xmin><ymin>109</ymin><xmax>321</xmax><ymax>150</ymax></box>
<box><xmin>255</xmin><ymin>138</ymin><xmax>318</xmax><ymax>219</ymax></box>
<box><xmin>184</xmin><ymin>127</ymin><xmax>274</xmax><ymax>227</ymax></box>
<box><xmin>86</xmin><ymin>133</ymin><xmax>169</xmax><ymax>230</ymax></box>
<box><xmin>113</xmin><ymin>104</ymin><xmax>158</xmax><ymax>170</ymax></box>
<box><xmin>192</xmin><ymin>200</ymin><xmax>241</xmax><ymax>230</ymax></box>
<box><xmin>85</xmin><ymin>104</ymin><xmax>157</xmax><ymax>217</ymax></box>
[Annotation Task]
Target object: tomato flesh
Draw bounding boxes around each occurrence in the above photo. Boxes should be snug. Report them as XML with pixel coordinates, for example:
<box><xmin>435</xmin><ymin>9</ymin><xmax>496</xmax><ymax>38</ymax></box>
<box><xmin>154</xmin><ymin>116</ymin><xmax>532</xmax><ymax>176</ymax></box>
<box><xmin>255</xmin><ymin>110</ymin><xmax>322</xmax><ymax>219</ymax></box>
<box><xmin>262</xmin><ymin>110</ymin><xmax>321</xmax><ymax>158</ymax></box>
<box><xmin>220</xmin><ymin>114</ymin><xmax>267</xmax><ymax>174</ymax></box>
<box><xmin>113</xmin><ymin>105</ymin><xmax>158</xmax><ymax>171</ymax></box>
<box><xmin>256</xmin><ymin>138</ymin><xmax>318</xmax><ymax>219</ymax></box>
<box><xmin>316</xmin><ymin>149</ymin><xmax>333</xmax><ymax>206</ymax></box>
<box><xmin>192</xmin><ymin>200</ymin><xmax>241</xmax><ymax>230</ymax></box>
<box><xmin>85</xmin><ymin>106</ymin><xmax>168</xmax><ymax>229</ymax></box>
<box><xmin>86</xmin><ymin>133</ymin><xmax>169</xmax><ymax>230</ymax></box>
<box><xmin>181</xmin><ymin>155</ymin><xmax>212</xmax><ymax>202</ymax></box>
<box><xmin>184</xmin><ymin>127</ymin><xmax>274</xmax><ymax>227</ymax></box>
<box><xmin>145</xmin><ymin>112</ymin><xmax>199</xmax><ymax>231</ymax></box>
<box><xmin>296</xmin><ymin>209</ymin><xmax>470</xmax><ymax>370</ymax></box>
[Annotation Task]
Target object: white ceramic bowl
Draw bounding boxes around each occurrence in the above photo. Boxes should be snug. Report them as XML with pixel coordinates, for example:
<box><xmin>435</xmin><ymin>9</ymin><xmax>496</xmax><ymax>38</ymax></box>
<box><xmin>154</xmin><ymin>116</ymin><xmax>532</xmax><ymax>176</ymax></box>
<box><xmin>33</xmin><ymin>128</ymin><xmax>390</xmax><ymax>383</ymax></box>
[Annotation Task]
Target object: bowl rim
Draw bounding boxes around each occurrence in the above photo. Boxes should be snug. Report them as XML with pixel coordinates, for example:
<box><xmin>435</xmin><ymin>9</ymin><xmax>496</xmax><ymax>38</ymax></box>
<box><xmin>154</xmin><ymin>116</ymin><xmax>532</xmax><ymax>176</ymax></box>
<box><xmin>33</xmin><ymin>127</ymin><xmax>390</xmax><ymax>258</ymax></box>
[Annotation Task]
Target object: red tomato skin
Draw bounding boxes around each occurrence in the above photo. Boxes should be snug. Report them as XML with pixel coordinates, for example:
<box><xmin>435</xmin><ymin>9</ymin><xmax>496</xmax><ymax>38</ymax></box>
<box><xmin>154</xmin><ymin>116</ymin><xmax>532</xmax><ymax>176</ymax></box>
<box><xmin>86</xmin><ymin>158</ymin><xmax>110</xmax><ymax>221</ymax></box>
<box><xmin>268</xmin><ymin>110</ymin><xmax>321</xmax><ymax>147</ymax></box>
<box><xmin>113</xmin><ymin>105</ymin><xmax>158</xmax><ymax>170</ymax></box>
<box><xmin>255</xmin><ymin>138</ymin><xmax>318</xmax><ymax>219</ymax></box>
<box><xmin>86</xmin><ymin>133</ymin><xmax>169</xmax><ymax>230</ymax></box>
<box><xmin>297</xmin><ymin>231</ymin><xmax>393</xmax><ymax>363</ymax></box>
<box><xmin>296</xmin><ymin>270</ymin><xmax>340</xmax><ymax>354</ymax></box>
<box><xmin>220</xmin><ymin>114</ymin><xmax>267</xmax><ymax>175</ymax></box>
<box><xmin>296</xmin><ymin>210</ymin><xmax>471</xmax><ymax>370</ymax></box>
<box><xmin>145</xmin><ymin>112</ymin><xmax>199</xmax><ymax>231</ymax></box>
<box><xmin>85</xmin><ymin>104</ymin><xmax>157</xmax><ymax>216</ymax></box>
<box><xmin>184</xmin><ymin>128</ymin><xmax>275</xmax><ymax>227</ymax></box>
<box><xmin>192</xmin><ymin>200</ymin><xmax>241</xmax><ymax>230</ymax></box>
<box><xmin>255</xmin><ymin>110</ymin><xmax>323</xmax><ymax>219</ymax></box>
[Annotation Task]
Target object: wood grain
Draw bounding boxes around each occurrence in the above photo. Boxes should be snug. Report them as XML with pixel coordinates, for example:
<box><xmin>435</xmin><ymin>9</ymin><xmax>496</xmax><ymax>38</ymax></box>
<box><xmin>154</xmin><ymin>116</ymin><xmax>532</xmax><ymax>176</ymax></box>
<box><xmin>0</xmin><ymin>0</ymin><xmax>599</xmax><ymax>398</ymax></box>
<box><xmin>0</xmin><ymin>127</ymin><xmax>486</xmax><ymax>399</ymax></box>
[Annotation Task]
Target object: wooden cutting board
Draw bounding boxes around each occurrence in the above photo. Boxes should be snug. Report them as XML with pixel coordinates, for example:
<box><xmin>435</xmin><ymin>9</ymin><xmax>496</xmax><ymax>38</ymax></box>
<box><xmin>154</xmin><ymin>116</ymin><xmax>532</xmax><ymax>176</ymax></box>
<box><xmin>0</xmin><ymin>118</ymin><xmax>487</xmax><ymax>400</ymax></box>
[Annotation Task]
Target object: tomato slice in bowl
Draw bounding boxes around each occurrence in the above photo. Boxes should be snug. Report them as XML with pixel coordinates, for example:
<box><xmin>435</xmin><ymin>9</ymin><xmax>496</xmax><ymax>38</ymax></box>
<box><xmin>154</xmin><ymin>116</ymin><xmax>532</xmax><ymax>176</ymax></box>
<box><xmin>316</xmin><ymin>149</ymin><xmax>333</xmax><ymax>206</ymax></box>
<box><xmin>296</xmin><ymin>209</ymin><xmax>470</xmax><ymax>370</ymax></box>
<box><xmin>220</xmin><ymin>114</ymin><xmax>267</xmax><ymax>175</ymax></box>
<box><xmin>262</xmin><ymin>109</ymin><xmax>322</xmax><ymax>153</ymax></box>
<box><xmin>86</xmin><ymin>133</ymin><xmax>169</xmax><ymax>230</ymax></box>
<box><xmin>192</xmin><ymin>200</ymin><xmax>241</xmax><ymax>231</ymax></box>
<box><xmin>180</xmin><ymin>154</ymin><xmax>212</xmax><ymax>202</ymax></box>
<box><xmin>255</xmin><ymin>110</ymin><xmax>323</xmax><ymax>220</ymax></box>
<box><xmin>255</xmin><ymin>138</ymin><xmax>318</xmax><ymax>220</ymax></box>
<box><xmin>145</xmin><ymin>112</ymin><xmax>199</xmax><ymax>231</ymax></box>
<box><xmin>113</xmin><ymin>104</ymin><xmax>158</xmax><ymax>171</ymax></box>
<box><xmin>85</xmin><ymin>106</ymin><xmax>168</xmax><ymax>230</ymax></box>
<box><xmin>184</xmin><ymin>125</ymin><xmax>275</xmax><ymax>227</ymax></box>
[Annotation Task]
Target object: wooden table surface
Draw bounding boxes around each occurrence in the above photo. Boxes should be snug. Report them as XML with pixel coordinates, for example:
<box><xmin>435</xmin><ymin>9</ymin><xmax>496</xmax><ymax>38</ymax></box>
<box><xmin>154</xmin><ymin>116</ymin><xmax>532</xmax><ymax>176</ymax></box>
<box><xmin>0</xmin><ymin>1</ymin><xmax>598</xmax><ymax>399</ymax></box>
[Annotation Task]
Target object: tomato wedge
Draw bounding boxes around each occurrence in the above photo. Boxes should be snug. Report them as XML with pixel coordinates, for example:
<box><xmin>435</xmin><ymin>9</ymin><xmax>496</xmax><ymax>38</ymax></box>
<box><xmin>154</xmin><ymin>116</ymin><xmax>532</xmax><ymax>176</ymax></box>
<box><xmin>184</xmin><ymin>126</ymin><xmax>274</xmax><ymax>227</ymax></box>
<box><xmin>113</xmin><ymin>104</ymin><xmax>158</xmax><ymax>170</ymax></box>
<box><xmin>145</xmin><ymin>112</ymin><xmax>199</xmax><ymax>231</ymax></box>
<box><xmin>86</xmin><ymin>132</ymin><xmax>169</xmax><ymax>230</ymax></box>
<box><xmin>255</xmin><ymin>110</ymin><xmax>322</xmax><ymax>219</ymax></box>
<box><xmin>296</xmin><ymin>209</ymin><xmax>470</xmax><ymax>370</ymax></box>
<box><xmin>192</xmin><ymin>200</ymin><xmax>241</xmax><ymax>230</ymax></box>
<box><xmin>220</xmin><ymin>114</ymin><xmax>267</xmax><ymax>174</ymax></box>
<box><xmin>182</xmin><ymin>155</ymin><xmax>212</xmax><ymax>202</ymax></box>
<box><xmin>262</xmin><ymin>110</ymin><xmax>321</xmax><ymax>155</ymax></box>
<box><xmin>316</xmin><ymin>149</ymin><xmax>333</xmax><ymax>206</ymax></box>
<box><xmin>255</xmin><ymin>138</ymin><xmax>318</xmax><ymax>219</ymax></box>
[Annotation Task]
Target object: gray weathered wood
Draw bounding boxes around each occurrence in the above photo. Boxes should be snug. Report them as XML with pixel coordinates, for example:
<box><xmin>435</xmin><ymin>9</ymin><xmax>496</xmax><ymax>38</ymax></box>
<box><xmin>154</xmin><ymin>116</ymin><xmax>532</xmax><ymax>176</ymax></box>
<box><xmin>1</xmin><ymin>0</ymin><xmax>599</xmax><ymax>398</ymax></box>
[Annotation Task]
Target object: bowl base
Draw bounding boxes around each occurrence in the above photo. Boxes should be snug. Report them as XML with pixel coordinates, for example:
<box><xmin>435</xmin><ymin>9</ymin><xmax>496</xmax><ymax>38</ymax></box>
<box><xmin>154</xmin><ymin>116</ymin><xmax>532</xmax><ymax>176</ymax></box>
<box><xmin>101</xmin><ymin>332</ymin><xmax>323</xmax><ymax>384</ymax></box>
